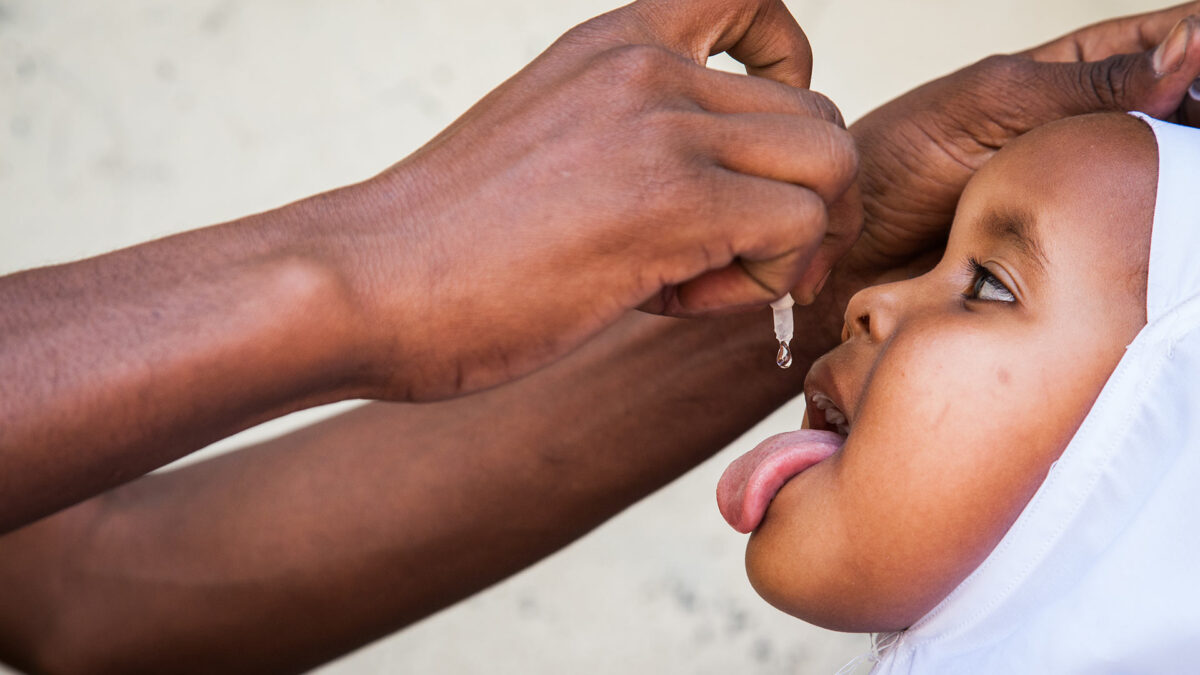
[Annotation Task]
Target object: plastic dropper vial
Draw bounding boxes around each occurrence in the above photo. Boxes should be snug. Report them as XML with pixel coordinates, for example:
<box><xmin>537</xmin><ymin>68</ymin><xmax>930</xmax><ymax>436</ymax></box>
<box><xmin>770</xmin><ymin>294</ymin><xmax>794</xmax><ymax>369</ymax></box>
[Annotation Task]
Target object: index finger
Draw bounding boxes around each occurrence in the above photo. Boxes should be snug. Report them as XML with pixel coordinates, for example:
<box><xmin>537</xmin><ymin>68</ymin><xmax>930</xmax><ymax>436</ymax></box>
<box><xmin>789</xmin><ymin>183</ymin><xmax>862</xmax><ymax>305</ymax></box>
<box><xmin>627</xmin><ymin>0</ymin><xmax>813</xmax><ymax>87</ymax></box>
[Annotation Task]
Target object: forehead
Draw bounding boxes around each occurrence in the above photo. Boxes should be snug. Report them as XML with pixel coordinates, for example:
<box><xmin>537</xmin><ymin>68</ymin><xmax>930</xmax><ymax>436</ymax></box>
<box><xmin>953</xmin><ymin>114</ymin><xmax>1157</xmax><ymax>278</ymax></box>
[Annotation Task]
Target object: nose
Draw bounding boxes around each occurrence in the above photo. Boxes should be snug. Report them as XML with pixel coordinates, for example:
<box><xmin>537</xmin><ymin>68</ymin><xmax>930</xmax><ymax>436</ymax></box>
<box><xmin>842</xmin><ymin>280</ymin><xmax>906</xmax><ymax>343</ymax></box>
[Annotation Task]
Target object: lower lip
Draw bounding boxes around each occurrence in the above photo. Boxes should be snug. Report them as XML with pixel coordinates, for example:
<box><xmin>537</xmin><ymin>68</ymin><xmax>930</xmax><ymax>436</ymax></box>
<box><xmin>715</xmin><ymin>429</ymin><xmax>845</xmax><ymax>533</ymax></box>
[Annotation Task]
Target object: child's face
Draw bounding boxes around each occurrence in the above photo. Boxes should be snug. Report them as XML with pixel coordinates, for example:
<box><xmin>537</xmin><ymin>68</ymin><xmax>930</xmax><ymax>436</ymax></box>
<box><xmin>743</xmin><ymin>113</ymin><xmax>1157</xmax><ymax>631</ymax></box>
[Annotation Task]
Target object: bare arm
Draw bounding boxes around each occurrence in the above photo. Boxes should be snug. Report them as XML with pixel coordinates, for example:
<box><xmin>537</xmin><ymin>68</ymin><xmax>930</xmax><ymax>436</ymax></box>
<box><xmin>0</xmin><ymin>191</ymin><xmax>369</xmax><ymax>534</ymax></box>
<box><xmin>0</xmin><ymin>298</ymin><xmax>847</xmax><ymax>674</ymax></box>
<box><xmin>0</xmin><ymin>0</ymin><xmax>856</xmax><ymax>534</ymax></box>
<box><xmin>12</xmin><ymin>3</ymin><xmax>1200</xmax><ymax>673</ymax></box>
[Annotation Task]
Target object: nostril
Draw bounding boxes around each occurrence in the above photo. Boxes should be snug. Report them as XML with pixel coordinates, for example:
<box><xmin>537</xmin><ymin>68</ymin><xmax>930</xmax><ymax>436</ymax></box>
<box><xmin>856</xmin><ymin>313</ymin><xmax>870</xmax><ymax>335</ymax></box>
<box><xmin>841</xmin><ymin>313</ymin><xmax>871</xmax><ymax>342</ymax></box>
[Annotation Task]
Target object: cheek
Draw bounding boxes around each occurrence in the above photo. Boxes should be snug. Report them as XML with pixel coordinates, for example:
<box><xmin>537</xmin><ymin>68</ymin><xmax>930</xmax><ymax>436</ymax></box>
<box><xmin>856</xmin><ymin>321</ymin><xmax>1088</xmax><ymax>516</ymax></box>
<box><xmin>752</xmin><ymin>319</ymin><xmax>1099</xmax><ymax>628</ymax></box>
<box><xmin>743</xmin><ymin>310</ymin><xmax>1130</xmax><ymax>631</ymax></box>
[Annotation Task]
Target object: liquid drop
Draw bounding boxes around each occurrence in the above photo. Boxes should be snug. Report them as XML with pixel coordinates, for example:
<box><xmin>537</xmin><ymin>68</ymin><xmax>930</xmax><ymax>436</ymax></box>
<box><xmin>775</xmin><ymin>341</ymin><xmax>793</xmax><ymax>369</ymax></box>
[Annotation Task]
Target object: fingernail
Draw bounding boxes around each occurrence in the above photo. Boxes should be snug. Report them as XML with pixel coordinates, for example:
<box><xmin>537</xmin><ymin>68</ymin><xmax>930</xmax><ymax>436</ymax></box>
<box><xmin>1153</xmin><ymin>18</ymin><xmax>1192</xmax><ymax>76</ymax></box>
<box><xmin>1190</xmin><ymin>77</ymin><xmax>1200</xmax><ymax>101</ymax></box>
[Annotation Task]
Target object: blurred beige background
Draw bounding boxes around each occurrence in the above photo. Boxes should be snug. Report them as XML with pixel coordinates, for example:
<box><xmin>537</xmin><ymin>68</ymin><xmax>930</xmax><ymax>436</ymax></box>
<box><xmin>0</xmin><ymin>0</ymin><xmax>1156</xmax><ymax>673</ymax></box>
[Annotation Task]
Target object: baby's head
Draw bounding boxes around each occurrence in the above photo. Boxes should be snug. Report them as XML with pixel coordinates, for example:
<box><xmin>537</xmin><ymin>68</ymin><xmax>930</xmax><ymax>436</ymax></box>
<box><xmin>719</xmin><ymin>112</ymin><xmax>1159</xmax><ymax>632</ymax></box>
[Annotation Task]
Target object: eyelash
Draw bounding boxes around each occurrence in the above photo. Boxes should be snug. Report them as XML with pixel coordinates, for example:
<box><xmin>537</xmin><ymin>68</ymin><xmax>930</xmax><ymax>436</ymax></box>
<box><xmin>963</xmin><ymin>257</ymin><xmax>1016</xmax><ymax>303</ymax></box>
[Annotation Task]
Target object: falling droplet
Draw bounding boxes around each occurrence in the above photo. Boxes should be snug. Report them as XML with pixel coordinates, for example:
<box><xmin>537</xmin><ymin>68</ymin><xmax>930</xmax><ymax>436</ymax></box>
<box><xmin>775</xmin><ymin>341</ymin><xmax>793</xmax><ymax>369</ymax></box>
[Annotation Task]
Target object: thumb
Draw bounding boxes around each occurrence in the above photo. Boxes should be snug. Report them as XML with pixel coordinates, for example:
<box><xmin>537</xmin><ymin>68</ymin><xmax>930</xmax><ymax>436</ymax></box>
<box><xmin>628</xmin><ymin>0</ymin><xmax>813</xmax><ymax>87</ymax></box>
<box><xmin>1039</xmin><ymin>15</ymin><xmax>1200</xmax><ymax>119</ymax></box>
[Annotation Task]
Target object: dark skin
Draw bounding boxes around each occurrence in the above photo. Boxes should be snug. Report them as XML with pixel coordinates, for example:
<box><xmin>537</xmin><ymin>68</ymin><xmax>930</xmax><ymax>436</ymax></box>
<box><xmin>0</xmin><ymin>0</ymin><xmax>860</xmax><ymax>534</ymax></box>
<box><xmin>4</xmin><ymin>2</ymin><xmax>1200</xmax><ymax>674</ymax></box>
<box><xmin>0</xmin><ymin>311</ymin><xmax>818</xmax><ymax>674</ymax></box>
<box><xmin>850</xmin><ymin>4</ymin><xmax>1200</xmax><ymax>276</ymax></box>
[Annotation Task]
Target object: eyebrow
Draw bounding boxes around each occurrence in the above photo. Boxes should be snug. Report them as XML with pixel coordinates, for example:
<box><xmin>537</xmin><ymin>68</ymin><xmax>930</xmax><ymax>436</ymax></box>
<box><xmin>978</xmin><ymin>207</ymin><xmax>1048</xmax><ymax>275</ymax></box>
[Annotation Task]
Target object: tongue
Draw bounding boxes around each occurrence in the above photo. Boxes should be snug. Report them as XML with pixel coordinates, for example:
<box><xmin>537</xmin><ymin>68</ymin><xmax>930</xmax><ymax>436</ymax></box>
<box><xmin>716</xmin><ymin>429</ymin><xmax>844</xmax><ymax>533</ymax></box>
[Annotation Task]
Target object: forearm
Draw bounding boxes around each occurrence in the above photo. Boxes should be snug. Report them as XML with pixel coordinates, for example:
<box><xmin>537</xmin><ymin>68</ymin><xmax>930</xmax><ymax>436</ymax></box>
<box><xmin>0</xmin><ymin>186</ymin><xmax>369</xmax><ymax>533</ymax></box>
<box><xmin>0</xmin><ymin>299</ymin><xmax>844</xmax><ymax>674</ymax></box>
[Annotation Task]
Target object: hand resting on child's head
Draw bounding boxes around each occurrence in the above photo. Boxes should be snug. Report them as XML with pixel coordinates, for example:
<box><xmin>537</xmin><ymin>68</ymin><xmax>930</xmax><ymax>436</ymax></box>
<box><xmin>722</xmin><ymin>112</ymin><xmax>1158</xmax><ymax>632</ymax></box>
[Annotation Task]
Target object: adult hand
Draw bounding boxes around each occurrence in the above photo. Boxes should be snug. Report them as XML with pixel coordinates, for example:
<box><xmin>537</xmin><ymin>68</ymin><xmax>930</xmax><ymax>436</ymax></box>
<box><xmin>342</xmin><ymin>0</ymin><xmax>858</xmax><ymax>401</ymax></box>
<box><xmin>844</xmin><ymin>2</ymin><xmax>1200</xmax><ymax>277</ymax></box>
<box><xmin>0</xmin><ymin>0</ymin><xmax>859</xmax><ymax>533</ymax></box>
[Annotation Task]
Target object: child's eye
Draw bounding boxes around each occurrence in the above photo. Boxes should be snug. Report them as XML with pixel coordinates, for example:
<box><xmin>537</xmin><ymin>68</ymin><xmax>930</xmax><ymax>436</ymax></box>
<box><xmin>965</xmin><ymin>258</ymin><xmax>1016</xmax><ymax>303</ymax></box>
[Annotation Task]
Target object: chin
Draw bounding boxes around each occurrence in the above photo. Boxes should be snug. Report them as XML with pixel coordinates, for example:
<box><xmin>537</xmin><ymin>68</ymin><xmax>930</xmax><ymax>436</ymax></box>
<box><xmin>744</xmin><ymin>522</ymin><xmax>933</xmax><ymax>634</ymax></box>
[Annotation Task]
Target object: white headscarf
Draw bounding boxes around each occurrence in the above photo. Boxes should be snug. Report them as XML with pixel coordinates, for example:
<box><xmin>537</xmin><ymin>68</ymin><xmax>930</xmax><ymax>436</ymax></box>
<box><xmin>869</xmin><ymin>113</ymin><xmax>1200</xmax><ymax>673</ymax></box>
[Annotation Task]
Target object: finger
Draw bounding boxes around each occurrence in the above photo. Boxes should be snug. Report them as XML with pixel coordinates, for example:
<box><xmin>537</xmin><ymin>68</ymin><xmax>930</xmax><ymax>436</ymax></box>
<box><xmin>652</xmin><ymin>175</ymin><xmax>830</xmax><ymax>316</ymax></box>
<box><xmin>1024</xmin><ymin>15</ymin><xmax>1200</xmax><ymax>121</ymax></box>
<box><xmin>700</xmin><ymin>112</ymin><xmax>857</xmax><ymax>204</ymax></box>
<box><xmin>790</xmin><ymin>182</ymin><xmax>863</xmax><ymax>306</ymax></box>
<box><xmin>719</xmin><ymin>0</ymin><xmax>813</xmax><ymax>86</ymax></box>
<box><xmin>1024</xmin><ymin>2</ymin><xmax>1200</xmax><ymax>62</ymax></box>
<box><xmin>685</xmin><ymin>66</ymin><xmax>845</xmax><ymax>124</ymax></box>
<box><xmin>1177</xmin><ymin>78</ymin><xmax>1200</xmax><ymax>126</ymax></box>
<box><xmin>629</xmin><ymin>0</ymin><xmax>813</xmax><ymax>87</ymax></box>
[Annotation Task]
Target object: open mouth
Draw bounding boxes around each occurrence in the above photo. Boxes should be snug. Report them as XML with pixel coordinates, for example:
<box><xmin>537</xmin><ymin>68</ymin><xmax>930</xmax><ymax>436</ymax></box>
<box><xmin>809</xmin><ymin>391</ymin><xmax>851</xmax><ymax>437</ymax></box>
<box><xmin>715</xmin><ymin>361</ymin><xmax>859</xmax><ymax>534</ymax></box>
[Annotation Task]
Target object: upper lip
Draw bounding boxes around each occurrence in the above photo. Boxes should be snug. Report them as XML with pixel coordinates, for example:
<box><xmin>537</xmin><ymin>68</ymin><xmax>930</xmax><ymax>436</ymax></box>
<box><xmin>804</xmin><ymin>359</ymin><xmax>853</xmax><ymax>437</ymax></box>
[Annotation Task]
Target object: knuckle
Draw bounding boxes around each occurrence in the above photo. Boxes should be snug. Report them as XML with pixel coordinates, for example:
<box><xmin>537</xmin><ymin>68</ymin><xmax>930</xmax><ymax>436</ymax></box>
<box><xmin>975</xmin><ymin>53</ymin><xmax>1028</xmax><ymax>84</ymax></box>
<box><xmin>595</xmin><ymin>43</ymin><xmax>677</xmax><ymax>92</ymax></box>
<box><xmin>822</xmin><ymin>125</ymin><xmax>860</xmax><ymax>186</ymax></box>
<box><xmin>1082</xmin><ymin>53</ymin><xmax>1136</xmax><ymax>110</ymax></box>
<box><xmin>749</xmin><ymin>185</ymin><xmax>826</xmax><ymax>255</ymax></box>
<box><xmin>801</xmin><ymin>89</ymin><xmax>846</xmax><ymax>128</ymax></box>
<box><xmin>791</xmin><ymin>188</ymin><xmax>830</xmax><ymax>239</ymax></box>
<box><xmin>559</xmin><ymin>12</ymin><xmax>623</xmax><ymax>46</ymax></box>
<box><xmin>556</xmin><ymin>22</ymin><xmax>600</xmax><ymax>50</ymax></box>
<box><xmin>965</xmin><ymin>54</ymin><xmax>1034</xmax><ymax>107</ymax></box>
<box><xmin>796</xmin><ymin>122</ymin><xmax>858</xmax><ymax>198</ymax></box>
